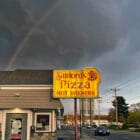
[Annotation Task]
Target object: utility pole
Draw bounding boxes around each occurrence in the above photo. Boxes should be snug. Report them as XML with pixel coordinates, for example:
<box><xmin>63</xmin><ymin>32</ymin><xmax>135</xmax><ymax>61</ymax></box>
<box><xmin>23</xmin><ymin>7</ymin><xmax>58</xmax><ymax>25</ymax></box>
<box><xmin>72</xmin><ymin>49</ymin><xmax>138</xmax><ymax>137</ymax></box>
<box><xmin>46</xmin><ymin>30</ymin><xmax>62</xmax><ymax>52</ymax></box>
<box><xmin>98</xmin><ymin>97</ymin><xmax>102</xmax><ymax>126</ymax></box>
<box><xmin>80</xmin><ymin>99</ymin><xmax>83</xmax><ymax>139</ymax></box>
<box><xmin>90</xmin><ymin>98</ymin><xmax>92</xmax><ymax>126</ymax></box>
<box><xmin>111</xmin><ymin>88</ymin><xmax>120</xmax><ymax>126</ymax></box>
<box><xmin>81</xmin><ymin>99</ymin><xmax>84</xmax><ymax>125</ymax></box>
<box><xmin>74</xmin><ymin>98</ymin><xmax>78</xmax><ymax>140</ymax></box>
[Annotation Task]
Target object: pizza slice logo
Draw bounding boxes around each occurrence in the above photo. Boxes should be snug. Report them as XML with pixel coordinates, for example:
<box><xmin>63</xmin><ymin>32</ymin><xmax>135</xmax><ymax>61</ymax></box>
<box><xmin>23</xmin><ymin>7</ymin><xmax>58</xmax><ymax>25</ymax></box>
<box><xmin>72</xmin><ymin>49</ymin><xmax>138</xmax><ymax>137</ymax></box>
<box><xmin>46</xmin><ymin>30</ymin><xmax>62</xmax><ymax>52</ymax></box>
<box><xmin>88</xmin><ymin>70</ymin><xmax>97</xmax><ymax>81</ymax></box>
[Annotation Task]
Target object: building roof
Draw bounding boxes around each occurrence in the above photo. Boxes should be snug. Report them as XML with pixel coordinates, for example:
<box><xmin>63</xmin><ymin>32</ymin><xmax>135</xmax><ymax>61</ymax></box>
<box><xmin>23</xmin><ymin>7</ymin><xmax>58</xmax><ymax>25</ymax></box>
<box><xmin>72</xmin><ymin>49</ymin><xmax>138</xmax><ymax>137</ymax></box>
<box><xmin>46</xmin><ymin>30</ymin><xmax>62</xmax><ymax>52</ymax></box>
<box><xmin>0</xmin><ymin>69</ymin><xmax>53</xmax><ymax>85</ymax></box>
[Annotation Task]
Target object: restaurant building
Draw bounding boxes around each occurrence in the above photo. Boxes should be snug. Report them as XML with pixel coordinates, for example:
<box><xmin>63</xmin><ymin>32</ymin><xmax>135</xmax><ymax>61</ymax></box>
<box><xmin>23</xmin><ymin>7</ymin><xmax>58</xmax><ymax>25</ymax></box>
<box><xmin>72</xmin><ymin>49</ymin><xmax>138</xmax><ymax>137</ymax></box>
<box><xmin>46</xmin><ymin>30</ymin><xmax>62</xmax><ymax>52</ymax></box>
<box><xmin>0</xmin><ymin>69</ymin><xmax>64</xmax><ymax>140</ymax></box>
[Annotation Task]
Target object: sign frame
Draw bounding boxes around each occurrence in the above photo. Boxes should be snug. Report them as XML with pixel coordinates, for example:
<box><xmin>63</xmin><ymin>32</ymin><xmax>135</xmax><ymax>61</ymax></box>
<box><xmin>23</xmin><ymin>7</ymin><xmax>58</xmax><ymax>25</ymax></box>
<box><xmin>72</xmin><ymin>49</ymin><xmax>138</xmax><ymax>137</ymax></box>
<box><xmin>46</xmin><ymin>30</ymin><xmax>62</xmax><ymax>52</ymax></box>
<box><xmin>53</xmin><ymin>68</ymin><xmax>101</xmax><ymax>99</ymax></box>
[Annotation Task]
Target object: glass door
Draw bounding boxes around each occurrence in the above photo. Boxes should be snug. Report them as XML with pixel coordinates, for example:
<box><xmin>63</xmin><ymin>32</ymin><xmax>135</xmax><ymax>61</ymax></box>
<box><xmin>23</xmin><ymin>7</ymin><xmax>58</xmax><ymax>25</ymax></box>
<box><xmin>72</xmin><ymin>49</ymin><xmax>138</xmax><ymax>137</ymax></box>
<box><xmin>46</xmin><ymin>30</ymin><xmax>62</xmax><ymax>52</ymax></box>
<box><xmin>5</xmin><ymin>113</ymin><xmax>27</xmax><ymax>140</ymax></box>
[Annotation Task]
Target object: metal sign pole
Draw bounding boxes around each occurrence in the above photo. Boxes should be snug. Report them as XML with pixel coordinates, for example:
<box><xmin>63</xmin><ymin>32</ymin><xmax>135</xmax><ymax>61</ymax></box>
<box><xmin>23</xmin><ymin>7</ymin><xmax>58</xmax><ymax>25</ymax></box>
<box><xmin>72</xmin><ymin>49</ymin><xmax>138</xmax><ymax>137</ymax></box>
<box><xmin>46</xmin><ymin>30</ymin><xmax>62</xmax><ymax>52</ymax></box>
<box><xmin>74</xmin><ymin>98</ymin><xmax>78</xmax><ymax>140</ymax></box>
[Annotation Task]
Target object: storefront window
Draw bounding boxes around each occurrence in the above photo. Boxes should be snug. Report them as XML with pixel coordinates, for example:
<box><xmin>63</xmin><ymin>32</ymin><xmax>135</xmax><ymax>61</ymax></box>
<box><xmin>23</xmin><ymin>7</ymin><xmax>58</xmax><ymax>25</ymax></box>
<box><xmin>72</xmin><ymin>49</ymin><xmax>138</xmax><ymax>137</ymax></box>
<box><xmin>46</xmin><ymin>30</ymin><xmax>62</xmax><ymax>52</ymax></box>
<box><xmin>35</xmin><ymin>113</ymin><xmax>51</xmax><ymax>132</ymax></box>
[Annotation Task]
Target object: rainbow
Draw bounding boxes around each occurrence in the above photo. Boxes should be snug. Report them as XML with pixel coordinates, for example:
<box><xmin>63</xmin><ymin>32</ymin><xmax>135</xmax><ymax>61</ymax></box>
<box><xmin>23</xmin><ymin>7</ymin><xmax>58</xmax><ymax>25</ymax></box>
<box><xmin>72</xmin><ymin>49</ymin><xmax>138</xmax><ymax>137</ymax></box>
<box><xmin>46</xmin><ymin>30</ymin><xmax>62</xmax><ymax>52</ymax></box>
<box><xmin>6</xmin><ymin>0</ymin><xmax>62</xmax><ymax>70</ymax></box>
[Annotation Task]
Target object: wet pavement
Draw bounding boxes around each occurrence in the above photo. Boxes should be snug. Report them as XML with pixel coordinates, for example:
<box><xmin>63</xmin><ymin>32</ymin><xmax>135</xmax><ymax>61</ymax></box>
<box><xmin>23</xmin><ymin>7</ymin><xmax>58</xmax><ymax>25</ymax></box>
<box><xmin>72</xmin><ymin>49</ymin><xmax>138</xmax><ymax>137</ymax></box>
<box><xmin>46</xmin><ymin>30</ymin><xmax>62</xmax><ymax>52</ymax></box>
<box><xmin>56</xmin><ymin>128</ymin><xmax>98</xmax><ymax>140</ymax></box>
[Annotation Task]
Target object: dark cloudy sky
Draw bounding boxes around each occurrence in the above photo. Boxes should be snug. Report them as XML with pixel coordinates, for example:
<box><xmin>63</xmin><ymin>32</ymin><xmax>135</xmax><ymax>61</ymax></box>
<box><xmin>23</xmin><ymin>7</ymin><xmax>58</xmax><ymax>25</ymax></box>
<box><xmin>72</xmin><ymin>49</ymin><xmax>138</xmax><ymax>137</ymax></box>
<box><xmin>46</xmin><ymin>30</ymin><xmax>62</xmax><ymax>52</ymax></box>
<box><xmin>0</xmin><ymin>0</ymin><xmax>140</xmax><ymax>114</ymax></box>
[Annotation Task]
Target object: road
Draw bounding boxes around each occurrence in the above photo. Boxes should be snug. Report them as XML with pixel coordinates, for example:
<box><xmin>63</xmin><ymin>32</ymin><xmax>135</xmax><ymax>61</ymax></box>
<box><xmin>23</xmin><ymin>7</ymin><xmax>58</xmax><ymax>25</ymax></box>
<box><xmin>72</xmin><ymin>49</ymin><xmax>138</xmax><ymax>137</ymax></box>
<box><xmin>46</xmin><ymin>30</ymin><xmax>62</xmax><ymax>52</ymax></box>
<box><xmin>57</xmin><ymin>126</ymin><xmax>140</xmax><ymax>140</ymax></box>
<box><xmin>81</xmin><ymin>127</ymin><xmax>140</xmax><ymax>140</ymax></box>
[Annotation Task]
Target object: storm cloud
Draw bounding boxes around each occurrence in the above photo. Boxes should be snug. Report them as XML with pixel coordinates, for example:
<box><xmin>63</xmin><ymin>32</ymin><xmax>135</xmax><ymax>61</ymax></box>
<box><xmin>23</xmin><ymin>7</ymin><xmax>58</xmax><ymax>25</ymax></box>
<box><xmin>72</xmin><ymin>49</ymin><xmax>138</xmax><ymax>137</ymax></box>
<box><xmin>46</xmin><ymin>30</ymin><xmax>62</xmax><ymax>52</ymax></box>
<box><xmin>0</xmin><ymin>0</ymin><xmax>127</xmax><ymax>69</ymax></box>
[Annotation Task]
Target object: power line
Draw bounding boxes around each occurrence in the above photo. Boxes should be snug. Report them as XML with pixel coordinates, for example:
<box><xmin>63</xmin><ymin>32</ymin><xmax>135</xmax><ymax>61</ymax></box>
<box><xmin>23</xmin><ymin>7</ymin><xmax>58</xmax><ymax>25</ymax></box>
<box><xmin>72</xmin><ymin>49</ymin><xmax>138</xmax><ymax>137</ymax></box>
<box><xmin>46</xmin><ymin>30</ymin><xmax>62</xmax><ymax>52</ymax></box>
<box><xmin>101</xmin><ymin>77</ymin><xmax>140</xmax><ymax>101</ymax></box>
<box><xmin>115</xmin><ymin>76</ymin><xmax>140</xmax><ymax>89</ymax></box>
<box><xmin>126</xmin><ymin>96</ymin><xmax>140</xmax><ymax>102</ymax></box>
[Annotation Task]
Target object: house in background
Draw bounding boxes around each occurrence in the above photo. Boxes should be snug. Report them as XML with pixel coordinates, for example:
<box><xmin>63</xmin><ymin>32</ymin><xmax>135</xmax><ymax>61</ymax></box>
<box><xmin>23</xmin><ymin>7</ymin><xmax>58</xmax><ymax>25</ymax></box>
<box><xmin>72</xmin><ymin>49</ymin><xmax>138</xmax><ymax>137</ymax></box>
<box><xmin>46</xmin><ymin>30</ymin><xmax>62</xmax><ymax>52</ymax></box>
<box><xmin>0</xmin><ymin>69</ymin><xmax>64</xmax><ymax>140</ymax></box>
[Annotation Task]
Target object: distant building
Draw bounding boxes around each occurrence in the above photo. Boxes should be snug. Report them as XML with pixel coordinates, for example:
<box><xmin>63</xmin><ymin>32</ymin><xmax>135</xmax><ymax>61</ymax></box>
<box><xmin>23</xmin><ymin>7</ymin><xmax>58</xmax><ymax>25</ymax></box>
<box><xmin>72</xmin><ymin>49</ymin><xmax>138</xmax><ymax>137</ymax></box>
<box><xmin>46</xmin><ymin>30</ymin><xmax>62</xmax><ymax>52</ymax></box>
<box><xmin>79</xmin><ymin>99</ymin><xmax>94</xmax><ymax>124</ymax></box>
<box><xmin>0</xmin><ymin>69</ymin><xmax>63</xmax><ymax>140</ymax></box>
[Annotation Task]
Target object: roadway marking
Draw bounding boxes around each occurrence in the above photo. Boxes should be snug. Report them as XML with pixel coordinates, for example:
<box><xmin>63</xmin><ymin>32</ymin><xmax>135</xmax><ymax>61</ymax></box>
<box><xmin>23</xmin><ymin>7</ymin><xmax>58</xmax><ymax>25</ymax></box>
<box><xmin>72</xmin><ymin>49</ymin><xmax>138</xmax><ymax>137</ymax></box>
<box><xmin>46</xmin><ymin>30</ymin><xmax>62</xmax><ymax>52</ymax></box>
<box><xmin>123</xmin><ymin>137</ymin><xmax>128</xmax><ymax>139</ymax></box>
<box><xmin>94</xmin><ymin>136</ymin><xmax>108</xmax><ymax>140</ymax></box>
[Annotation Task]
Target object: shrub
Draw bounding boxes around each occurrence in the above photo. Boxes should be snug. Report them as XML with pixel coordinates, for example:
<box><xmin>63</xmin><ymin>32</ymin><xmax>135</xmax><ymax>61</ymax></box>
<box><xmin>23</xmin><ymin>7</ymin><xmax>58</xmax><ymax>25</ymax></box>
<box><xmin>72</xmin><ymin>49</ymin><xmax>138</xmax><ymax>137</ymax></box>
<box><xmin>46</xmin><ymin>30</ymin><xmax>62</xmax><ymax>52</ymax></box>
<box><xmin>121</xmin><ymin>123</ymin><xmax>128</xmax><ymax>129</ymax></box>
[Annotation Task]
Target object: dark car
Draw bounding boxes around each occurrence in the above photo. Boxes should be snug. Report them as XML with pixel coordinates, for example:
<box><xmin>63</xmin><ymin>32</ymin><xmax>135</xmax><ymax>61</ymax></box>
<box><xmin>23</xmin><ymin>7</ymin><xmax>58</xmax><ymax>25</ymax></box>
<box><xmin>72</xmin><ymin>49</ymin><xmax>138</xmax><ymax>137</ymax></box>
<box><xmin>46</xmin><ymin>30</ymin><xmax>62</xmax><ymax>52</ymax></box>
<box><xmin>92</xmin><ymin>124</ymin><xmax>97</xmax><ymax>128</ymax></box>
<box><xmin>95</xmin><ymin>126</ymin><xmax>110</xmax><ymax>136</ymax></box>
<box><xmin>86</xmin><ymin>125</ymin><xmax>92</xmax><ymax>129</ymax></box>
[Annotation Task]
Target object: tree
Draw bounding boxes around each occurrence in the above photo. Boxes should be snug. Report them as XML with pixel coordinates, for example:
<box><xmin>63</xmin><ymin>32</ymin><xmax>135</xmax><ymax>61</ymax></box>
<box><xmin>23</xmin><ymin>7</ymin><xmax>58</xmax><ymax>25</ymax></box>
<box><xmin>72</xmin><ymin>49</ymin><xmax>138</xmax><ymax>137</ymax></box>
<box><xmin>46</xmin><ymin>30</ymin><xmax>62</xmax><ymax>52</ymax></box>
<box><xmin>128</xmin><ymin>109</ymin><xmax>140</xmax><ymax>127</ymax></box>
<box><xmin>112</xmin><ymin>96</ymin><xmax>129</xmax><ymax>122</ymax></box>
<box><xmin>128</xmin><ymin>103</ymin><xmax>140</xmax><ymax>127</ymax></box>
<box><xmin>108</xmin><ymin>108</ymin><xmax>116</xmax><ymax>122</ymax></box>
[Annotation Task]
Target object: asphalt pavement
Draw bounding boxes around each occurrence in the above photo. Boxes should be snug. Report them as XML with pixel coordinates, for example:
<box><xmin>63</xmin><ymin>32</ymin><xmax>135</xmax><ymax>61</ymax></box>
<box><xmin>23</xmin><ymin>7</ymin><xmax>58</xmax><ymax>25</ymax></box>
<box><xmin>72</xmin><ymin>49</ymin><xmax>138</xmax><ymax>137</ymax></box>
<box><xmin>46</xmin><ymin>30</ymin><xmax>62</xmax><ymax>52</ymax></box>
<box><xmin>56</xmin><ymin>126</ymin><xmax>140</xmax><ymax>140</ymax></box>
<box><xmin>56</xmin><ymin>128</ymin><xmax>98</xmax><ymax>140</ymax></box>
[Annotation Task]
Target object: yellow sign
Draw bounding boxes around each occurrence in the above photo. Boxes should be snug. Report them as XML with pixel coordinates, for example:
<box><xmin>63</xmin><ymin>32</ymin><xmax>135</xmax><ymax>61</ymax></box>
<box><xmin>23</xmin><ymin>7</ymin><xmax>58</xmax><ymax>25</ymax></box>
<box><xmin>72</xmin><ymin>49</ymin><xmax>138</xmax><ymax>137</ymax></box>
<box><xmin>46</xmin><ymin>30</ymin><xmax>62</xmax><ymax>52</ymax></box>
<box><xmin>53</xmin><ymin>68</ymin><xmax>101</xmax><ymax>98</ymax></box>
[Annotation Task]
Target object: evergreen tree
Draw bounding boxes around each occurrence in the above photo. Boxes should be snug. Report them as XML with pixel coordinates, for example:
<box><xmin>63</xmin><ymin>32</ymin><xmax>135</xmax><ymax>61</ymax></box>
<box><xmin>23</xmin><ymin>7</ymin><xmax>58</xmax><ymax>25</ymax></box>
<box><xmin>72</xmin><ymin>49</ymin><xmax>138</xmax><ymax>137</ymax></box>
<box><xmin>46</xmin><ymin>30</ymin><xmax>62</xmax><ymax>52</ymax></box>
<box><xmin>112</xmin><ymin>96</ymin><xmax>129</xmax><ymax>122</ymax></box>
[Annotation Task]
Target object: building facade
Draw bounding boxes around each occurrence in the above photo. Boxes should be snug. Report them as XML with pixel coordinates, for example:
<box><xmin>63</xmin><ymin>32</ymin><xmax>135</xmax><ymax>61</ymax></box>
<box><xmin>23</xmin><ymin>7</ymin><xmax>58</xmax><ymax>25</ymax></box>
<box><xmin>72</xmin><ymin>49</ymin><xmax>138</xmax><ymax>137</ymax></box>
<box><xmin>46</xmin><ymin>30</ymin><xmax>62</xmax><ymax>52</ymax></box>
<box><xmin>0</xmin><ymin>70</ymin><xmax>63</xmax><ymax>140</ymax></box>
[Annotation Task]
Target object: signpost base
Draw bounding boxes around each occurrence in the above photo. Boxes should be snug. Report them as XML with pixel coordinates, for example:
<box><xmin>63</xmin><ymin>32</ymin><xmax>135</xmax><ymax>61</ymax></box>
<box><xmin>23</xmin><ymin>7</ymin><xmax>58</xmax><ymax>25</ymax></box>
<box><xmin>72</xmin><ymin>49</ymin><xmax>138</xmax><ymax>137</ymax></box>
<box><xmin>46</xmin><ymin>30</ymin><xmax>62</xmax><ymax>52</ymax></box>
<box><xmin>74</xmin><ymin>98</ymin><xmax>78</xmax><ymax>140</ymax></box>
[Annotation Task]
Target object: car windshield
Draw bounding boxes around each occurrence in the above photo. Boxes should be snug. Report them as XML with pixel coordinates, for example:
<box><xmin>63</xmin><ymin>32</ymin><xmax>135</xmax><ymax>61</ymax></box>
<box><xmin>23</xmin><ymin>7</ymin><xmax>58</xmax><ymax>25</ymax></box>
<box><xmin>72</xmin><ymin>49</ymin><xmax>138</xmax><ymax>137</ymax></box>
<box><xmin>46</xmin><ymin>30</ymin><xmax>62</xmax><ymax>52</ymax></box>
<box><xmin>99</xmin><ymin>126</ymin><xmax>107</xmax><ymax>130</ymax></box>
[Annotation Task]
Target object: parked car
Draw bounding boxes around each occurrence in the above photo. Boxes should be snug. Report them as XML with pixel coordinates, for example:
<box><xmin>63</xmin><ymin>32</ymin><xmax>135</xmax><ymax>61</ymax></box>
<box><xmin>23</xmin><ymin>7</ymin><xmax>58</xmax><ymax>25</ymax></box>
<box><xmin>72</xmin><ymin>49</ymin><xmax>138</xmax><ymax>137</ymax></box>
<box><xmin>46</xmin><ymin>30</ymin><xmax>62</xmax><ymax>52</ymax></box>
<box><xmin>95</xmin><ymin>125</ymin><xmax>110</xmax><ymax>136</ymax></box>
<box><xmin>86</xmin><ymin>125</ymin><xmax>92</xmax><ymax>129</ymax></box>
<box><xmin>92</xmin><ymin>124</ymin><xmax>97</xmax><ymax>128</ymax></box>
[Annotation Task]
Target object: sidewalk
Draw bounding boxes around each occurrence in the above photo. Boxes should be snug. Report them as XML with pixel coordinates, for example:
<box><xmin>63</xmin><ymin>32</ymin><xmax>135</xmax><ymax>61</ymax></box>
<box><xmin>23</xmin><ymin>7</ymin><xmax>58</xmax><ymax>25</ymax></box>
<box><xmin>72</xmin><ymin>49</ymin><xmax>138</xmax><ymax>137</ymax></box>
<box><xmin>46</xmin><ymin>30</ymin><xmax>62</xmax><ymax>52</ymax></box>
<box><xmin>57</xmin><ymin>129</ymin><xmax>98</xmax><ymax>140</ymax></box>
<box><xmin>57</xmin><ymin>134</ymin><xmax>97</xmax><ymax>140</ymax></box>
<box><xmin>110</xmin><ymin>129</ymin><xmax>140</xmax><ymax>135</ymax></box>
